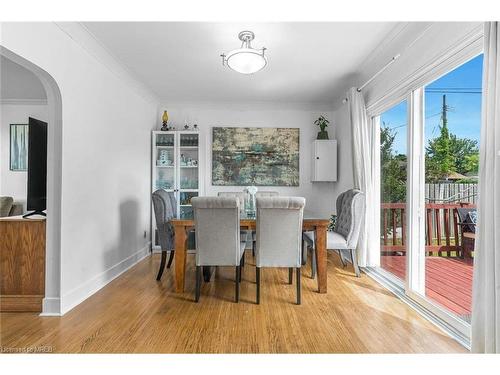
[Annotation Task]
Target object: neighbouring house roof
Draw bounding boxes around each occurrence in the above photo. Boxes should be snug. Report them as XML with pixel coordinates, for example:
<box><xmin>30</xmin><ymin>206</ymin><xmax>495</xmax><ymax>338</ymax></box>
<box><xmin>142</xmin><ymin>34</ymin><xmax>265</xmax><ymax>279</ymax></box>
<box><xmin>444</xmin><ymin>171</ymin><xmax>468</xmax><ymax>180</ymax></box>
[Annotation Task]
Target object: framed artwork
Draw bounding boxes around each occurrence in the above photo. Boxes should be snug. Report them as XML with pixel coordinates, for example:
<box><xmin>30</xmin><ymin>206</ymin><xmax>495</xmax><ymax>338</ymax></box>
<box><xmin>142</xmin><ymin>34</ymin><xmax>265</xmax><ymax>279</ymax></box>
<box><xmin>212</xmin><ymin>127</ymin><xmax>299</xmax><ymax>186</ymax></box>
<box><xmin>10</xmin><ymin>124</ymin><xmax>29</xmax><ymax>171</ymax></box>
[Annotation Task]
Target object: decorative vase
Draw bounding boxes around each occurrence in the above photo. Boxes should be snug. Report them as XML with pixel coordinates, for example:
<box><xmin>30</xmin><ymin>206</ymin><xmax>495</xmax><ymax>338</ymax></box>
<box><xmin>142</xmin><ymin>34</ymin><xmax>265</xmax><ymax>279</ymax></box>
<box><xmin>244</xmin><ymin>186</ymin><xmax>258</xmax><ymax>217</ymax></box>
<box><xmin>161</xmin><ymin>110</ymin><xmax>169</xmax><ymax>131</ymax></box>
<box><xmin>317</xmin><ymin>130</ymin><xmax>329</xmax><ymax>140</ymax></box>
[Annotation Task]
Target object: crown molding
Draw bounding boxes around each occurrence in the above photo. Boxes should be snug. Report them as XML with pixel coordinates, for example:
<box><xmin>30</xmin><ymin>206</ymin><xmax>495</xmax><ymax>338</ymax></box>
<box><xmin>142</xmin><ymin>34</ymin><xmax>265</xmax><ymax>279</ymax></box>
<box><xmin>54</xmin><ymin>22</ymin><xmax>160</xmax><ymax>104</ymax></box>
<box><xmin>161</xmin><ymin>99</ymin><xmax>335</xmax><ymax>112</ymax></box>
<box><xmin>1</xmin><ymin>98</ymin><xmax>48</xmax><ymax>105</ymax></box>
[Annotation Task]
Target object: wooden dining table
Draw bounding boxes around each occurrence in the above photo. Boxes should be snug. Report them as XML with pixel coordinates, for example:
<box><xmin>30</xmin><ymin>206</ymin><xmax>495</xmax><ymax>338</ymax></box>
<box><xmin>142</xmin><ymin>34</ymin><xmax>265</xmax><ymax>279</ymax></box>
<box><xmin>170</xmin><ymin>213</ymin><xmax>330</xmax><ymax>294</ymax></box>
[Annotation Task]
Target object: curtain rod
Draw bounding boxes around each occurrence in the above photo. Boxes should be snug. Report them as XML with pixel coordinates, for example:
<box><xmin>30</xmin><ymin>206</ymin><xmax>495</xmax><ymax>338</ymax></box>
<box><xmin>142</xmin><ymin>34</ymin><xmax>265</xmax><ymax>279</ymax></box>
<box><xmin>342</xmin><ymin>54</ymin><xmax>400</xmax><ymax>104</ymax></box>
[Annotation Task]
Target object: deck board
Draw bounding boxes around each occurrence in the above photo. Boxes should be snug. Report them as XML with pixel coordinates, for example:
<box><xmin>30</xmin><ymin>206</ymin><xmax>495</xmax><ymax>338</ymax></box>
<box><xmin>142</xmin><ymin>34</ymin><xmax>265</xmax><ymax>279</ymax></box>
<box><xmin>381</xmin><ymin>256</ymin><xmax>473</xmax><ymax>318</ymax></box>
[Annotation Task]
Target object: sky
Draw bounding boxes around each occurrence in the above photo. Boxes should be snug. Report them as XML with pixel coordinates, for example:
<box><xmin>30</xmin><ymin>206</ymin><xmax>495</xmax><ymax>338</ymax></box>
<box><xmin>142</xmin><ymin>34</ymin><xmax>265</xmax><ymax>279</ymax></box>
<box><xmin>380</xmin><ymin>54</ymin><xmax>483</xmax><ymax>155</ymax></box>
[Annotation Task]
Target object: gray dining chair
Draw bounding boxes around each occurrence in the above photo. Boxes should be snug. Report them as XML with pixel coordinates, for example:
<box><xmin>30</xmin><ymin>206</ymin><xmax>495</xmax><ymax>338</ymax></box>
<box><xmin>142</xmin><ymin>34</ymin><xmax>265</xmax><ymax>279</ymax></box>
<box><xmin>303</xmin><ymin>189</ymin><xmax>365</xmax><ymax>277</ymax></box>
<box><xmin>152</xmin><ymin>189</ymin><xmax>177</xmax><ymax>280</ymax></box>
<box><xmin>251</xmin><ymin>191</ymin><xmax>279</xmax><ymax>256</ymax></box>
<box><xmin>255</xmin><ymin>191</ymin><xmax>279</xmax><ymax>198</ymax></box>
<box><xmin>218</xmin><ymin>191</ymin><xmax>253</xmax><ymax>254</ymax></box>
<box><xmin>217</xmin><ymin>191</ymin><xmax>245</xmax><ymax>210</ymax></box>
<box><xmin>192</xmin><ymin>196</ymin><xmax>248</xmax><ymax>303</ymax></box>
<box><xmin>255</xmin><ymin>196</ymin><xmax>305</xmax><ymax>305</ymax></box>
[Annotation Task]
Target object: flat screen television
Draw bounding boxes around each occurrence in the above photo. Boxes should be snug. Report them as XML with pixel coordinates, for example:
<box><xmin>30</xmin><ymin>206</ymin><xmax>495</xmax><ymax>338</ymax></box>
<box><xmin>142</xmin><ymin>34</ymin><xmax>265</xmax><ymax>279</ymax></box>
<box><xmin>23</xmin><ymin>117</ymin><xmax>48</xmax><ymax>218</ymax></box>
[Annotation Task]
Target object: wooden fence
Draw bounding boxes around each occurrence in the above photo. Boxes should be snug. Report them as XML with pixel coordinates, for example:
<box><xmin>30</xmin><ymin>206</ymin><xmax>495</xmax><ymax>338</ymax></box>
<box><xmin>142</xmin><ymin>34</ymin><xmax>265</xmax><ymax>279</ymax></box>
<box><xmin>381</xmin><ymin>202</ymin><xmax>476</xmax><ymax>257</ymax></box>
<box><xmin>425</xmin><ymin>183</ymin><xmax>478</xmax><ymax>204</ymax></box>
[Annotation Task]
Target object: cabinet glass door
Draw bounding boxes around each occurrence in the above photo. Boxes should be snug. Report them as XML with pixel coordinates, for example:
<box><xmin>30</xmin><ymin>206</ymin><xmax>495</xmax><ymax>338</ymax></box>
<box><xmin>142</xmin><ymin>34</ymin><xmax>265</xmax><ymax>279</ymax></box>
<box><xmin>179</xmin><ymin>133</ymin><xmax>199</xmax><ymax>219</ymax></box>
<box><xmin>155</xmin><ymin>133</ymin><xmax>175</xmax><ymax>191</ymax></box>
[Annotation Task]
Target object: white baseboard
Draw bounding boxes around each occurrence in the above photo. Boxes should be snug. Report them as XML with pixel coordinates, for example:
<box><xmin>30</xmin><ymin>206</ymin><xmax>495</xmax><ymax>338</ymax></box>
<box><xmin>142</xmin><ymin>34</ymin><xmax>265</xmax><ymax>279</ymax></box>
<box><xmin>60</xmin><ymin>243</ymin><xmax>151</xmax><ymax>315</ymax></box>
<box><xmin>40</xmin><ymin>297</ymin><xmax>61</xmax><ymax>316</ymax></box>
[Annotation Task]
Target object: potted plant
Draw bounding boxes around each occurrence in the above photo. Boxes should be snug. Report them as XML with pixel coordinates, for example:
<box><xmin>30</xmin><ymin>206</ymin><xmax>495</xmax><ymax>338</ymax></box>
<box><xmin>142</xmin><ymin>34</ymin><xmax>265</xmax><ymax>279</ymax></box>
<box><xmin>314</xmin><ymin>115</ymin><xmax>330</xmax><ymax>140</ymax></box>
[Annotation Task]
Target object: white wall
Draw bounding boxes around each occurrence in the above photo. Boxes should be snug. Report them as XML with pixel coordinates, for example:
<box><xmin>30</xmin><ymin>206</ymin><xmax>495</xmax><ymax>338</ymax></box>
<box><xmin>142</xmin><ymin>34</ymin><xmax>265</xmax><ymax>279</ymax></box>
<box><xmin>1</xmin><ymin>22</ymin><xmax>158</xmax><ymax>314</ymax></box>
<box><xmin>0</xmin><ymin>103</ymin><xmax>48</xmax><ymax>211</ymax></box>
<box><xmin>159</xmin><ymin>101</ymin><xmax>351</xmax><ymax>217</ymax></box>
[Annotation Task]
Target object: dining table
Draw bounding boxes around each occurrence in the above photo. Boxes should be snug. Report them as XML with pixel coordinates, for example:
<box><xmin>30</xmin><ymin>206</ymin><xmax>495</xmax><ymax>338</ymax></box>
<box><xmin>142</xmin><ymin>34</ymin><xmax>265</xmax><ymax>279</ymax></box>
<box><xmin>169</xmin><ymin>211</ymin><xmax>330</xmax><ymax>294</ymax></box>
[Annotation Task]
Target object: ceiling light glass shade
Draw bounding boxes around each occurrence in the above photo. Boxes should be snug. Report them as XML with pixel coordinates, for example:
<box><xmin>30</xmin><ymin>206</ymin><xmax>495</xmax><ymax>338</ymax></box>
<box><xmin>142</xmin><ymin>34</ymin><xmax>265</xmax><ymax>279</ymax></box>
<box><xmin>226</xmin><ymin>48</ymin><xmax>267</xmax><ymax>74</ymax></box>
<box><xmin>221</xmin><ymin>31</ymin><xmax>267</xmax><ymax>75</ymax></box>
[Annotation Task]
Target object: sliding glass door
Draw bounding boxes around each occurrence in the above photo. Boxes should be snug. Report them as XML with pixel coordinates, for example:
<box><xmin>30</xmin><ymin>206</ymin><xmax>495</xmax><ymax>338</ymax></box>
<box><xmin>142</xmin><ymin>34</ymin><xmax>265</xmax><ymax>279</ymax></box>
<box><xmin>379</xmin><ymin>100</ymin><xmax>408</xmax><ymax>283</ymax></box>
<box><xmin>421</xmin><ymin>55</ymin><xmax>483</xmax><ymax>324</ymax></box>
<box><xmin>375</xmin><ymin>54</ymin><xmax>483</xmax><ymax>338</ymax></box>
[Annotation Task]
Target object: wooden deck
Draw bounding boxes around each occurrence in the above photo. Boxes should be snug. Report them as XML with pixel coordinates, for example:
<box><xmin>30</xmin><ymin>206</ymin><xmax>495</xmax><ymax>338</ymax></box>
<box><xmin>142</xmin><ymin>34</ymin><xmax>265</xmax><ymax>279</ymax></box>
<box><xmin>381</xmin><ymin>255</ymin><xmax>473</xmax><ymax>319</ymax></box>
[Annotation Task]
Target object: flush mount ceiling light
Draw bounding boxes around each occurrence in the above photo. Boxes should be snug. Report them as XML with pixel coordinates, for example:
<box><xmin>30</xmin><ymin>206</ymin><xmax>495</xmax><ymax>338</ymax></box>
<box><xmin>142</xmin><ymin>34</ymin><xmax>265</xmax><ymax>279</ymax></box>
<box><xmin>221</xmin><ymin>31</ymin><xmax>267</xmax><ymax>74</ymax></box>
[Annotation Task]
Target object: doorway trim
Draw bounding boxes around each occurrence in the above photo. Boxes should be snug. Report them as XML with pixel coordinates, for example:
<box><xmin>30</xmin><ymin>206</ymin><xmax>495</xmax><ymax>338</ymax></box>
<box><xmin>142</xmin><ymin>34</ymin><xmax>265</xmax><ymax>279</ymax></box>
<box><xmin>1</xmin><ymin>46</ymin><xmax>63</xmax><ymax>316</ymax></box>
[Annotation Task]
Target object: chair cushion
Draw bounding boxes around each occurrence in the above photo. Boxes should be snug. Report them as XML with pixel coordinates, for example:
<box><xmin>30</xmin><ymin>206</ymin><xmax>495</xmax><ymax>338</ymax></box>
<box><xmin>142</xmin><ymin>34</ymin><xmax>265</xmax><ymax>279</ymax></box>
<box><xmin>327</xmin><ymin>231</ymin><xmax>348</xmax><ymax>249</ymax></box>
<box><xmin>0</xmin><ymin>197</ymin><xmax>14</xmax><ymax>217</ymax></box>
<box><xmin>303</xmin><ymin>230</ymin><xmax>348</xmax><ymax>249</ymax></box>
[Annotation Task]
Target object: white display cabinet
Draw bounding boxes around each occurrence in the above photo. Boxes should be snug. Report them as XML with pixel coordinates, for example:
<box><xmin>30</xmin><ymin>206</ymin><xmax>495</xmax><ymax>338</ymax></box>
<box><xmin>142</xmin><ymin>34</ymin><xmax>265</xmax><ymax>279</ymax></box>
<box><xmin>151</xmin><ymin>130</ymin><xmax>202</xmax><ymax>249</ymax></box>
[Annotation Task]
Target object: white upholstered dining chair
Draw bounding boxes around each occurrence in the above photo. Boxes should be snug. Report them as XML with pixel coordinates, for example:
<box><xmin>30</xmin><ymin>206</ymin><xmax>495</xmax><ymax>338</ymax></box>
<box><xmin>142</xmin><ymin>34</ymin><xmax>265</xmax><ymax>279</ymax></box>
<box><xmin>255</xmin><ymin>196</ymin><xmax>305</xmax><ymax>305</ymax></box>
<box><xmin>192</xmin><ymin>196</ymin><xmax>248</xmax><ymax>303</ymax></box>
<box><xmin>303</xmin><ymin>189</ymin><xmax>365</xmax><ymax>277</ymax></box>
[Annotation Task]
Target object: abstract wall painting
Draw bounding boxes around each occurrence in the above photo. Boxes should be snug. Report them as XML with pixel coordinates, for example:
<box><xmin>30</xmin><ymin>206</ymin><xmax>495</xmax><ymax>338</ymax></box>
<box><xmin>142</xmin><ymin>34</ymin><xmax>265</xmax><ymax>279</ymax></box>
<box><xmin>10</xmin><ymin>124</ymin><xmax>29</xmax><ymax>171</ymax></box>
<box><xmin>212</xmin><ymin>127</ymin><xmax>299</xmax><ymax>186</ymax></box>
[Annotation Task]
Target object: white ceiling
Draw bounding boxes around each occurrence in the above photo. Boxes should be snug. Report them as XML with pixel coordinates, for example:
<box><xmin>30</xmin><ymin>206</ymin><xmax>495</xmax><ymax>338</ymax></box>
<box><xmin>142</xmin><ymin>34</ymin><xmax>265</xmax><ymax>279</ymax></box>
<box><xmin>1</xmin><ymin>56</ymin><xmax>47</xmax><ymax>101</ymax></box>
<box><xmin>83</xmin><ymin>22</ymin><xmax>399</xmax><ymax>105</ymax></box>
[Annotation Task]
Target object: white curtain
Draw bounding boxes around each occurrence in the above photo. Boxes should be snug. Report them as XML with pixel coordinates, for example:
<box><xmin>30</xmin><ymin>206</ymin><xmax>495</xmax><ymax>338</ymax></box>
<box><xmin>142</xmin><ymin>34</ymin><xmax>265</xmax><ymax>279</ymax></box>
<box><xmin>471</xmin><ymin>22</ymin><xmax>500</xmax><ymax>354</ymax></box>
<box><xmin>348</xmin><ymin>87</ymin><xmax>379</xmax><ymax>267</ymax></box>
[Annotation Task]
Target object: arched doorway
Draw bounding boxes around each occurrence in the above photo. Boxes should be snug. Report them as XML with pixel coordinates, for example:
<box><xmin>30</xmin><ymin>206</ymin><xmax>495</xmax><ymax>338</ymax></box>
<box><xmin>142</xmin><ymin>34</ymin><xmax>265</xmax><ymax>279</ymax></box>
<box><xmin>1</xmin><ymin>46</ymin><xmax>63</xmax><ymax>315</ymax></box>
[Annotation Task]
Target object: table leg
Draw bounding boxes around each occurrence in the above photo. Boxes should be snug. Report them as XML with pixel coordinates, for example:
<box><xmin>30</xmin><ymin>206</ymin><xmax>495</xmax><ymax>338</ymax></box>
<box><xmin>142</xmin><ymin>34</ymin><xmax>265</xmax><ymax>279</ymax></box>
<box><xmin>315</xmin><ymin>225</ymin><xmax>327</xmax><ymax>293</ymax></box>
<box><xmin>174</xmin><ymin>225</ymin><xmax>187</xmax><ymax>293</ymax></box>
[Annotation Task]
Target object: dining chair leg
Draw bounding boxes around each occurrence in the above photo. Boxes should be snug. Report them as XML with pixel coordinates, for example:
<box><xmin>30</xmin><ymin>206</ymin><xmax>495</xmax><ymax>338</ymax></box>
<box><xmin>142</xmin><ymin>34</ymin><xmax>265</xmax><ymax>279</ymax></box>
<box><xmin>156</xmin><ymin>251</ymin><xmax>167</xmax><ymax>281</ymax></box>
<box><xmin>296</xmin><ymin>267</ymin><xmax>301</xmax><ymax>305</ymax></box>
<box><xmin>288</xmin><ymin>267</ymin><xmax>293</xmax><ymax>284</ymax></box>
<box><xmin>238</xmin><ymin>257</ymin><xmax>243</xmax><ymax>282</ymax></box>
<box><xmin>252</xmin><ymin>240</ymin><xmax>256</xmax><ymax>257</ymax></box>
<box><xmin>195</xmin><ymin>266</ymin><xmax>201</xmax><ymax>302</ymax></box>
<box><xmin>350</xmin><ymin>249</ymin><xmax>361</xmax><ymax>277</ymax></box>
<box><xmin>235</xmin><ymin>266</ymin><xmax>240</xmax><ymax>302</ymax></box>
<box><xmin>311</xmin><ymin>247</ymin><xmax>317</xmax><ymax>279</ymax></box>
<box><xmin>338</xmin><ymin>249</ymin><xmax>347</xmax><ymax>268</ymax></box>
<box><xmin>166</xmin><ymin>250</ymin><xmax>175</xmax><ymax>268</ymax></box>
<box><xmin>203</xmin><ymin>266</ymin><xmax>213</xmax><ymax>282</ymax></box>
<box><xmin>256</xmin><ymin>267</ymin><xmax>261</xmax><ymax>304</ymax></box>
<box><xmin>301</xmin><ymin>240</ymin><xmax>308</xmax><ymax>266</ymax></box>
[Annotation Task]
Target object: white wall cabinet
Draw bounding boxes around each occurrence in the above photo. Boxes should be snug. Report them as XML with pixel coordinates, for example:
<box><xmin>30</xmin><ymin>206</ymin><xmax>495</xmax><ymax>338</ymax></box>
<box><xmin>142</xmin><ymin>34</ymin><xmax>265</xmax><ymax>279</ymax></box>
<box><xmin>311</xmin><ymin>140</ymin><xmax>337</xmax><ymax>182</ymax></box>
<box><xmin>151</xmin><ymin>130</ymin><xmax>202</xmax><ymax>249</ymax></box>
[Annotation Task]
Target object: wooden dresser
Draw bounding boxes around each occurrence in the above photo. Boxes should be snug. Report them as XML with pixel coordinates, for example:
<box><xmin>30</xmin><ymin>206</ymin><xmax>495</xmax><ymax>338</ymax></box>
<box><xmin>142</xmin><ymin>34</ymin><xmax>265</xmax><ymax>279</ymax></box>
<box><xmin>0</xmin><ymin>216</ymin><xmax>46</xmax><ymax>312</ymax></box>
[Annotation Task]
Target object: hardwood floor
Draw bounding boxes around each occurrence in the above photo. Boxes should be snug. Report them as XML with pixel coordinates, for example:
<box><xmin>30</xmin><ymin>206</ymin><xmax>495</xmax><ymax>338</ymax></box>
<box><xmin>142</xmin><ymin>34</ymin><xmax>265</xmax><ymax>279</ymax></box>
<box><xmin>0</xmin><ymin>251</ymin><xmax>466</xmax><ymax>353</ymax></box>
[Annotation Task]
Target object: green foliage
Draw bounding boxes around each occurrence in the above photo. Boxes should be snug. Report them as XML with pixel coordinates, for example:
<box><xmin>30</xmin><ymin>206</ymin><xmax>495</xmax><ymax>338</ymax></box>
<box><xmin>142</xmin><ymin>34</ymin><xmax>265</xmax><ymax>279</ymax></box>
<box><xmin>425</xmin><ymin>125</ymin><xmax>479</xmax><ymax>181</ymax></box>
<box><xmin>380</xmin><ymin>124</ymin><xmax>407</xmax><ymax>203</ymax></box>
<box><xmin>328</xmin><ymin>214</ymin><xmax>337</xmax><ymax>231</ymax></box>
<box><xmin>425</xmin><ymin>121</ymin><xmax>455</xmax><ymax>181</ymax></box>
<box><xmin>314</xmin><ymin>115</ymin><xmax>329</xmax><ymax>132</ymax></box>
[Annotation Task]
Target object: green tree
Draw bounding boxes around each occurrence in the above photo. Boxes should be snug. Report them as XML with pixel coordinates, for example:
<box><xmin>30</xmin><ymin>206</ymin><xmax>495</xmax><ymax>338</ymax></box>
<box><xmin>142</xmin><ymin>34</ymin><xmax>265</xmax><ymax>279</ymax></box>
<box><xmin>426</xmin><ymin>121</ymin><xmax>456</xmax><ymax>181</ymax></box>
<box><xmin>380</xmin><ymin>124</ymin><xmax>407</xmax><ymax>203</ymax></box>
<box><xmin>450</xmin><ymin>135</ymin><xmax>479</xmax><ymax>175</ymax></box>
<box><xmin>426</xmin><ymin>131</ymin><xmax>479</xmax><ymax>181</ymax></box>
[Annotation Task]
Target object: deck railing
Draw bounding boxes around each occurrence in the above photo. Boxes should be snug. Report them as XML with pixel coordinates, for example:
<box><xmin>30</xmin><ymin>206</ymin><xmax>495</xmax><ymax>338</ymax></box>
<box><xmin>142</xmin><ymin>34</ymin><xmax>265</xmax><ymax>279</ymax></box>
<box><xmin>381</xmin><ymin>202</ymin><xmax>476</xmax><ymax>256</ymax></box>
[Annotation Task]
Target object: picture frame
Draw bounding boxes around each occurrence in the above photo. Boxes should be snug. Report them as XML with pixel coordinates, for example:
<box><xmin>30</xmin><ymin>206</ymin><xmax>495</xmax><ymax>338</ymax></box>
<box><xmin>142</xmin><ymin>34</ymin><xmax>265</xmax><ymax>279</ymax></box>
<box><xmin>9</xmin><ymin>124</ymin><xmax>29</xmax><ymax>171</ymax></box>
